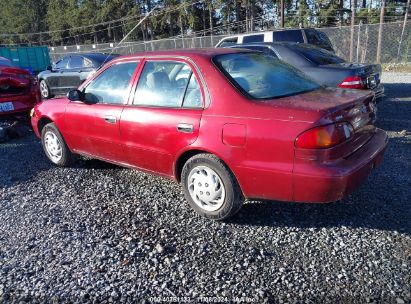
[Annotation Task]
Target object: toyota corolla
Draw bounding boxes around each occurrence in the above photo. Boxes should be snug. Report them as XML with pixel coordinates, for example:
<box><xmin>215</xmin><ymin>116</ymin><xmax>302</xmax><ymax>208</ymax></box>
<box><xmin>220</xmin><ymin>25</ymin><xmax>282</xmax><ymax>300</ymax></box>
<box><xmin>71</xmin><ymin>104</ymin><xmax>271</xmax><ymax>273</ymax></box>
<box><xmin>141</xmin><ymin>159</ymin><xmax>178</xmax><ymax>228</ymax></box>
<box><xmin>31</xmin><ymin>48</ymin><xmax>388</xmax><ymax>220</ymax></box>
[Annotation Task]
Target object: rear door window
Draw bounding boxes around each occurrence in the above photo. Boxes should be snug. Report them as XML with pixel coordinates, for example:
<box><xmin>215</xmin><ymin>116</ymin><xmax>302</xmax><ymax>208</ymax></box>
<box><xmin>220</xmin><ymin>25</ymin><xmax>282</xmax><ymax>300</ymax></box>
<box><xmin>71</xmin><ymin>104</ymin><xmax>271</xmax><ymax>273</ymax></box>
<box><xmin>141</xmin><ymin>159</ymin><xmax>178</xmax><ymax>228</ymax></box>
<box><xmin>243</xmin><ymin>34</ymin><xmax>264</xmax><ymax>43</ymax></box>
<box><xmin>133</xmin><ymin>61</ymin><xmax>202</xmax><ymax>108</ymax></box>
<box><xmin>292</xmin><ymin>44</ymin><xmax>344</xmax><ymax>65</ymax></box>
<box><xmin>273</xmin><ymin>30</ymin><xmax>304</xmax><ymax>43</ymax></box>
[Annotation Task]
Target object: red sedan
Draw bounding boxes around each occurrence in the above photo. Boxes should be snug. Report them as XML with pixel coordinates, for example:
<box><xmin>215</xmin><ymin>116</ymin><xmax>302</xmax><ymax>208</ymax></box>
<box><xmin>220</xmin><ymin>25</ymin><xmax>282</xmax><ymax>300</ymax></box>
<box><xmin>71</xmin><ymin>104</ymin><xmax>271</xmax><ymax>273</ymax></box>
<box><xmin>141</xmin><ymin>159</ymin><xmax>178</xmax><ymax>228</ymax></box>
<box><xmin>31</xmin><ymin>48</ymin><xmax>388</xmax><ymax>220</ymax></box>
<box><xmin>0</xmin><ymin>57</ymin><xmax>40</xmax><ymax>117</ymax></box>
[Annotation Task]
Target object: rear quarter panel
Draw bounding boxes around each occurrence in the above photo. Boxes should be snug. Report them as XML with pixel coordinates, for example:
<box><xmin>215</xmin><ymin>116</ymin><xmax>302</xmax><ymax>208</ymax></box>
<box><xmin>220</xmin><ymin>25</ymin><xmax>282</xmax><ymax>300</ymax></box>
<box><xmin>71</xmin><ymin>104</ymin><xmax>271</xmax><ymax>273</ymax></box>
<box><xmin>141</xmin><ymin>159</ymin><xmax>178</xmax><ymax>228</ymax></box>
<box><xmin>186</xmin><ymin>56</ymin><xmax>315</xmax><ymax>201</ymax></box>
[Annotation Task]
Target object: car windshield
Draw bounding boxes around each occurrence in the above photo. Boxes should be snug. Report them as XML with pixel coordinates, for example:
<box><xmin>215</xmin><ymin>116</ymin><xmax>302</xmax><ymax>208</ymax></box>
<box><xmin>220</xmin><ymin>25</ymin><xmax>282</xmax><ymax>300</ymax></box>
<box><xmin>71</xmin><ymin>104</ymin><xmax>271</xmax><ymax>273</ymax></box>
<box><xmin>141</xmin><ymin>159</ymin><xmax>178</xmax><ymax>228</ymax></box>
<box><xmin>214</xmin><ymin>52</ymin><xmax>320</xmax><ymax>99</ymax></box>
<box><xmin>292</xmin><ymin>44</ymin><xmax>344</xmax><ymax>65</ymax></box>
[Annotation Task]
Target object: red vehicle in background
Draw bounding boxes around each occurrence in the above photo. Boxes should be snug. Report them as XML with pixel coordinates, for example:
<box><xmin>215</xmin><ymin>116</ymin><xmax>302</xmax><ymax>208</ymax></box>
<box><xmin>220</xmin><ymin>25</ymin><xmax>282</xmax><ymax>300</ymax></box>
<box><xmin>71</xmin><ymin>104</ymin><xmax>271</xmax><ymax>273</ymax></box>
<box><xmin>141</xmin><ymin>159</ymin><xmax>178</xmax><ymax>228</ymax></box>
<box><xmin>31</xmin><ymin>49</ymin><xmax>388</xmax><ymax>220</ymax></box>
<box><xmin>0</xmin><ymin>56</ymin><xmax>40</xmax><ymax>117</ymax></box>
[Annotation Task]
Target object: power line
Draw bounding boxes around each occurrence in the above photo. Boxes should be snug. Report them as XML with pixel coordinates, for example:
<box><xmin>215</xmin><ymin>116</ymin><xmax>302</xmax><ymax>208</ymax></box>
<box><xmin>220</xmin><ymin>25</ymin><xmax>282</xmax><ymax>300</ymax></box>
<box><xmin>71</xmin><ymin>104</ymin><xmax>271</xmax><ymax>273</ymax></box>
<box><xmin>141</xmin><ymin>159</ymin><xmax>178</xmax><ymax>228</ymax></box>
<box><xmin>0</xmin><ymin>0</ymin><xmax>203</xmax><ymax>37</ymax></box>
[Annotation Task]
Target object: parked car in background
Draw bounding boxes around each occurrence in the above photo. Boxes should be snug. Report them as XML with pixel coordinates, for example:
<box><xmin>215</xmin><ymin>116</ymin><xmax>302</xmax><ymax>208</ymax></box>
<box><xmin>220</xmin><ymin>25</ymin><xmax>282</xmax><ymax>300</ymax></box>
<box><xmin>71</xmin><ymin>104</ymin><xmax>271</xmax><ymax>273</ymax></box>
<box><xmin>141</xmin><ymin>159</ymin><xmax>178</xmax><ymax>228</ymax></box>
<box><xmin>37</xmin><ymin>53</ymin><xmax>118</xmax><ymax>99</ymax></box>
<box><xmin>225</xmin><ymin>42</ymin><xmax>384</xmax><ymax>100</ymax></box>
<box><xmin>216</xmin><ymin>28</ymin><xmax>334</xmax><ymax>52</ymax></box>
<box><xmin>31</xmin><ymin>48</ymin><xmax>387</xmax><ymax>220</ymax></box>
<box><xmin>0</xmin><ymin>57</ymin><xmax>40</xmax><ymax>117</ymax></box>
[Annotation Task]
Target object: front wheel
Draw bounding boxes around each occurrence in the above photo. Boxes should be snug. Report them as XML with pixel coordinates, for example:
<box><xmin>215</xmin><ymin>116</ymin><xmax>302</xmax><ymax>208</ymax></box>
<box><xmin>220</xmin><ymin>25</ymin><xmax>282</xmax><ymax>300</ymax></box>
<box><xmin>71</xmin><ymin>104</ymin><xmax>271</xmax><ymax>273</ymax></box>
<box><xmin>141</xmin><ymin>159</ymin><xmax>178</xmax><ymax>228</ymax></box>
<box><xmin>41</xmin><ymin>123</ymin><xmax>76</xmax><ymax>167</ymax></box>
<box><xmin>181</xmin><ymin>153</ymin><xmax>244</xmax><ymax>220</ymax></box>
<box><xmin>40</xmin><ymin>80</ymin><xmax>53</xmax><ymax>99</ymax></box>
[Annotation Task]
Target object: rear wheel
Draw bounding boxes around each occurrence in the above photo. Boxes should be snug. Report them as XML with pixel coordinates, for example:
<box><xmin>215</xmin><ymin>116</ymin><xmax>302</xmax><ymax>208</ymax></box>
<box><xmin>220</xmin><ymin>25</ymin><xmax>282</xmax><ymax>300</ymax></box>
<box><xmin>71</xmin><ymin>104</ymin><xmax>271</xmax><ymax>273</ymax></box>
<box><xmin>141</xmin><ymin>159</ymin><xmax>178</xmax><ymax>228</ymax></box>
<box><xmin>41</xmin><ymin>123</ymin><xmax>76</xmax><ymax>166</ymax></box>
<box><xmin>181</xmin><ymin>153</ymin><xmax>244</xmax><ymax>220</ymax></box>
<box><xmin>40</xmin><ymin>80</ymin><xmax>52</xmax><ymax>99</ymax></box>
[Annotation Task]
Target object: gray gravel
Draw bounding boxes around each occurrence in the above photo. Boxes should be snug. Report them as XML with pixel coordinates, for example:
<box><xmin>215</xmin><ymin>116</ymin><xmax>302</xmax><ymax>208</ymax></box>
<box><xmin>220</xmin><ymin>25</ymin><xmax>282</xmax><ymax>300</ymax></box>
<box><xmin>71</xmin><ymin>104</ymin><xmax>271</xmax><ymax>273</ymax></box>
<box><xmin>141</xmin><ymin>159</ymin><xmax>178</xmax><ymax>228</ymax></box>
<box><xmin>0</xmin><ymin>73</ymin><xmax>410</xmax><ymax>303</ymax></box>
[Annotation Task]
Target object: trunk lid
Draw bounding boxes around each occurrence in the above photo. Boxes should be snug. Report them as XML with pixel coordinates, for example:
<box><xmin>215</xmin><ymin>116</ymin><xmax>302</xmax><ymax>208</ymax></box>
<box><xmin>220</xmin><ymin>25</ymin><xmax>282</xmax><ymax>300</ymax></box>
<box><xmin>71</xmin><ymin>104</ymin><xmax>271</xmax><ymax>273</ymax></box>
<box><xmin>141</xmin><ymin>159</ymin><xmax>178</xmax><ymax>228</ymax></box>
<box><xmin>320</xmin><ymin>63</ymin><xmax>382</xmax><ymax>89</ymax></box>
<box><xmin>276</xmin><ymin>87</ymin><xmax>377</xmax><ymax>161</ymax></box>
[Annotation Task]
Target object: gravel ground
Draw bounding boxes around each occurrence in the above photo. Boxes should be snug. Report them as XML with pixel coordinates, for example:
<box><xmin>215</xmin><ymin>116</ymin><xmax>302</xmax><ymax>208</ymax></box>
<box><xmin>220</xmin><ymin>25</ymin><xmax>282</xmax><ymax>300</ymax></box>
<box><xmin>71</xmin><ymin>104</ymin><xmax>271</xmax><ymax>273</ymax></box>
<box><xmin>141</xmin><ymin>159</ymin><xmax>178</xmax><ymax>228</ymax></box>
<box><xmin>0</xmin><ymin>73</ymin><xmax>410</xmax><ymax>303</ymax></box>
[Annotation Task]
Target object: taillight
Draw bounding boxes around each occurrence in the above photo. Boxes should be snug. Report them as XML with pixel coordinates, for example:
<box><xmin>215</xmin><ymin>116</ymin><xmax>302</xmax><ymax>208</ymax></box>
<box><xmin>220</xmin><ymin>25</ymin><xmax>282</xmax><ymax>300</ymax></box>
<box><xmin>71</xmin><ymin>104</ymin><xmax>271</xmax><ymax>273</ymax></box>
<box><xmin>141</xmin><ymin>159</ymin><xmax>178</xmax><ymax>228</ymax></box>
<box><xmin>338</xmin><ymin>75</ymin><xmax>365</xmax><ymax>89</ymax></box>
<box><xmin>295</xmin><ymin>123</ymin><xmax>354</xmax><ymax>149</ymax></box>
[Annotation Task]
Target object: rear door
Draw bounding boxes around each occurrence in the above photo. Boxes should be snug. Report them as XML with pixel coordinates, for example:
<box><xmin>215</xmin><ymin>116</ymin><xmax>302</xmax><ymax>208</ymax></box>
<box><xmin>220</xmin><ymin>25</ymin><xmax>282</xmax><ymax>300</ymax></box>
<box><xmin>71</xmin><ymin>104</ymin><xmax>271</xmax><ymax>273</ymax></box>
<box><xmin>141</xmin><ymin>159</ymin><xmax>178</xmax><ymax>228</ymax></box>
<box><xmin>120</xmin><ymin>58</ymin><xmax>203</xmax><ymax>176</ymax></box>
<box><xmin>64</xmin><ymin>60</ymin><xmax>139</xmax><ymax>161</ymax></box>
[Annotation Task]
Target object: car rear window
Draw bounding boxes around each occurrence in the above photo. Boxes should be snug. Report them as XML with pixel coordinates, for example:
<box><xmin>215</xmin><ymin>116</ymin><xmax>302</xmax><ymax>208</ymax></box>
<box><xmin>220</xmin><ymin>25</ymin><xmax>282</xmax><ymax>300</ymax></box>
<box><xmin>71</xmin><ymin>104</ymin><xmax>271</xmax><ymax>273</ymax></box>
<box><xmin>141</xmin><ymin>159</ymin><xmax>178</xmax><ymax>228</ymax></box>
<box><xmin>292</xmin><ymin>44</ymin><xmax>344</xmax><ymax>65</ymax></box>
<box><xmin>272</xmin><ymin>30</ymin><xmax>304</xmax><ymax>43</ymax></box>
<box><xmin>305</xmin><ymin>29</ymin><xmax>334</xmax><ymax>50</ymax></box>
<box><xmin>243</xmin><ymin>34</ymin><xmax>264</xmax><ymax>43</ymax></box>
<box><xmin>214</xmin><ymin>52</ymin><xmax>320</xmax><ymax>100</ymax></box>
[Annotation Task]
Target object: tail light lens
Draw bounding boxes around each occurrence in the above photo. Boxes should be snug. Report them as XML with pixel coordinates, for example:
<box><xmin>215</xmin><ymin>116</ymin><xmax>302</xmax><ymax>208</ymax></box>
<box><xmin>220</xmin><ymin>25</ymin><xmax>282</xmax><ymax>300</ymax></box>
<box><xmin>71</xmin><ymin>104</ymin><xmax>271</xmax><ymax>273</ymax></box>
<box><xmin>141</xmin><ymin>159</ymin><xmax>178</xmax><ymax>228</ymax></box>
<box><xmin>295</xmin><ymin>123</ymin><xmax>354</xmax><ymax>149</ymax></box>
<box><xmin>338</xmin><ymin>75</ymin><xmax>365</xmax><ymax>89</ymax></box>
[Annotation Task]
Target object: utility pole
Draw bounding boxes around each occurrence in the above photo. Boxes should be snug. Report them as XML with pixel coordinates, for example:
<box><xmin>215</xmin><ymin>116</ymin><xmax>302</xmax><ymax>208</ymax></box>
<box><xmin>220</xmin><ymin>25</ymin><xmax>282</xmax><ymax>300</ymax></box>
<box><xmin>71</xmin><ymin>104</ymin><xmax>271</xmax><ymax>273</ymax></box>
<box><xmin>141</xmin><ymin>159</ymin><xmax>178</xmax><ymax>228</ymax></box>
<box><xmin>397</xmin><ymin>0</ymin><xmax>410</xmax><ymax>61</ymax></box>
<box><xmin>349</xmin><ymin>0</ymin><xmax>356</xmax><ymax>61</ymax></box>
<box><xmin>280</xmin><ymin>0</ymin><xmax>285</xmax><ymax>28</ymax></box>
<box><xmin>376</xmin><ymin>0</ymin><xmax>386</xmax><ymax>63</ymax></box>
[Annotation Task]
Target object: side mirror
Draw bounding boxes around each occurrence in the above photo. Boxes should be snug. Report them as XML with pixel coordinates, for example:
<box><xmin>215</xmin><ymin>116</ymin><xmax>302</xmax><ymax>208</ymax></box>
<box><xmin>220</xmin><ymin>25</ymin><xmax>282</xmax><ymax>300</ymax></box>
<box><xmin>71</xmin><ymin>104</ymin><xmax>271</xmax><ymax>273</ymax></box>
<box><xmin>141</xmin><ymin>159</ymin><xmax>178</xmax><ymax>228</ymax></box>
<box><xmin>67</xmin><ymin>89</ymin><xmax>84</xmax><ymax>102</ymax></box>
<box><xmin>46</xmin><ymin>65</ymin><xmax>52</xmax><ymax>71</ymax></box>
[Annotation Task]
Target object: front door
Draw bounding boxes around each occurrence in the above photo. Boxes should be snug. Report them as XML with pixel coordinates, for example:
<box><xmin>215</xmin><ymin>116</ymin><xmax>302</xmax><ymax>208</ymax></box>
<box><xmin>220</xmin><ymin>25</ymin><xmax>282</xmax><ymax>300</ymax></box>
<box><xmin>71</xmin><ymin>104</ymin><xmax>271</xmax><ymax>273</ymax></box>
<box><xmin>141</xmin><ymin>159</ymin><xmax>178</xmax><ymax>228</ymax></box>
<box><xmin>64</xmin><ymin>61</ymin><xmax>139</xmax><ymax>162</ymax></box>
<box><xmin>120</xmin><ymin>59</ymin><xmax>204</xmax><ymax>176</ymax></box>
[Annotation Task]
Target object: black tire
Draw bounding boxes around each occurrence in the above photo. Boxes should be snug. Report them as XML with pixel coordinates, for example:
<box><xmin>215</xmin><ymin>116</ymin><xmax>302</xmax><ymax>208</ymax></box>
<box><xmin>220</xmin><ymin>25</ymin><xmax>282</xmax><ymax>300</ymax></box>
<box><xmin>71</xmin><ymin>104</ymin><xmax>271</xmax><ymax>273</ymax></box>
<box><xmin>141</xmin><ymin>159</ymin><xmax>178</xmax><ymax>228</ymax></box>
<box><xmin>41</xmin><ymin>123</ymin><xmax>76</xmax><ymax>167</ymax></box>
<box><xmin>181</xmin><ymin>153</ymin><xmax>244</xmax><ymax>220</ymax></box>
<box><xmin>39</xmin><ymin>79</ymin><xmax>53</xmax><ymax>99</ymax></box>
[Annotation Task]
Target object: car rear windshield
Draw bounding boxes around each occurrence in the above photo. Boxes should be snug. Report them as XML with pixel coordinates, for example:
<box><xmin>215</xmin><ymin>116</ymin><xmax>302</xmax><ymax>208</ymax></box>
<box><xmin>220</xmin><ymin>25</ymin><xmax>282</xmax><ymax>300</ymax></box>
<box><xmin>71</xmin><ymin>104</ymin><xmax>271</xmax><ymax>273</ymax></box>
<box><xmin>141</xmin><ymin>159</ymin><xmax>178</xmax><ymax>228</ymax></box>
<box><xmin>214</xmin><ymin>52</ymin><xmax>320</xmax><ymax>100</ymax></box>
<box><xmin>292</xmin><ymin>44</ymin><xmax>344</xmax><ymax>65</ymax></box>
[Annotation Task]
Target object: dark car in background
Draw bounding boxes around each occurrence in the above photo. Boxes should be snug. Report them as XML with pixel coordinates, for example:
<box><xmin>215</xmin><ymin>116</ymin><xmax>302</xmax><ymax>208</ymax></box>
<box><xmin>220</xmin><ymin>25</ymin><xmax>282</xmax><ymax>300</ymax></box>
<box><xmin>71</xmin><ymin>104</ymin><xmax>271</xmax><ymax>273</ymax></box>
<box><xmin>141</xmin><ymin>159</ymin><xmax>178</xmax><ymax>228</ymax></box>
<box><xmin>226</xmin><ymin>42</ymin><xmax>384</xmax><ymax>99</ymax></box>
<box><xmin>216</xmin><ymin>28</ymin><xmax>334</xmax><ymax>52</ymax></box>
<box><xmin>0</xmin><ymin>57</ymin><xmax>40</xmax><ymax>117</ymax></box>
<box><xmin>38</xmin><ymin>53</ymin><xmax>118</xmax><ymax>99</ymax></box>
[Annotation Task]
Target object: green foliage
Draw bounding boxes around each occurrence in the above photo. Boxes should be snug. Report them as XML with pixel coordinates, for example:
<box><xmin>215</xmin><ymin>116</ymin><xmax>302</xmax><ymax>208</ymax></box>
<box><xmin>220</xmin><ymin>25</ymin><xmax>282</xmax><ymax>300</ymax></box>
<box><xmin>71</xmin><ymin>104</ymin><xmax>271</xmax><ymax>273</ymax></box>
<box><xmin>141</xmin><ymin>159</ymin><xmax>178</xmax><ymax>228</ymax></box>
<box><xmin>0</xmin><ymin>0</ymin><xmax>407</xmax><ymax>45</ymax></box>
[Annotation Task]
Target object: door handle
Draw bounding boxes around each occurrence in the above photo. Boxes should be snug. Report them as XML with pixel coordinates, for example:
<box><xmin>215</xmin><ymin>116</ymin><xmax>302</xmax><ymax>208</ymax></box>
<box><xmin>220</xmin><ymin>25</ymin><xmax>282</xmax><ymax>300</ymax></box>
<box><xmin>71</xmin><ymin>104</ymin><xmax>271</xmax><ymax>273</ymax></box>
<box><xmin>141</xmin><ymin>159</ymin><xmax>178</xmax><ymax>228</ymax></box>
<box><xmin>177</xmin><ymin>123</ymin><xmax>194</xmax><ymax>133</ymax></box>
<box><xmin>104</xmin><ymin>116</ymin><xmax>117</xmax><ymax>124</ymax></box>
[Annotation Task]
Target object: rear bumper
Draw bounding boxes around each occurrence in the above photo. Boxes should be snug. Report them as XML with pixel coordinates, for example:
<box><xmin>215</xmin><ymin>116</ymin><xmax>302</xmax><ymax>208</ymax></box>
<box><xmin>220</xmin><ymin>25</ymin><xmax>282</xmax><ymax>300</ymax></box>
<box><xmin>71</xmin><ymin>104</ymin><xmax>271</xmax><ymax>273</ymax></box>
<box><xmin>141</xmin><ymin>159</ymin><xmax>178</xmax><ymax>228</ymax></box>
<box><xmin>0</xmin><ymin>88</ymin><xmax>40</xmax><ymax>117</ymax></box>
<box><xmin>292</xmin><ymin>128</ymin><xmax>388</xmax><ymax>203</ymax></box>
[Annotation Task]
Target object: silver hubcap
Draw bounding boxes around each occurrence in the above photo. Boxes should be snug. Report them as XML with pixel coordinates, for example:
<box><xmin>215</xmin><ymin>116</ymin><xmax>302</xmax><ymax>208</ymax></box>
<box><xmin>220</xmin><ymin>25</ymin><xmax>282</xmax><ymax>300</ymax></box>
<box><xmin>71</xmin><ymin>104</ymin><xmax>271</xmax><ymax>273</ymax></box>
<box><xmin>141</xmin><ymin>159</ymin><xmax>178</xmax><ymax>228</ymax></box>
<box><xmin>187</xmin><ymin>166</ymin><xmax>226</xmax><ymax>212</ymax></box>
<box><xmin>44</xmin><ymin>131</ymin><xmax>62</xmax><ymax>163</ymax></box>
<box><xmin>40</xmin><ymin>81</ymin><xmax>49</xmax><ymax>98</ymax></box>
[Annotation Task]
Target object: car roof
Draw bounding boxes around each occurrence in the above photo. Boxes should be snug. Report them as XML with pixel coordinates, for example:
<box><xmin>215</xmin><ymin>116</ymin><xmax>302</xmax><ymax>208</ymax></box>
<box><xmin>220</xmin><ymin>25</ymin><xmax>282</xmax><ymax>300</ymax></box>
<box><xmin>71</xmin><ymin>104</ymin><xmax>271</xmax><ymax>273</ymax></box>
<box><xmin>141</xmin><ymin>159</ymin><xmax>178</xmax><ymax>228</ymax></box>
<box><xmin>60</xmin><ymin>53</ymin><xmax>116</xmax><ymax>62</ymax></box>
<box><xmin>221</xmin><ymin>28</ymin><xmax>316</xmax><ymax>39</ymax></box>
<box><xmin>113</xmin><ymin>47</ymin><xmax>255</xmax><ymax>61</ymax></box>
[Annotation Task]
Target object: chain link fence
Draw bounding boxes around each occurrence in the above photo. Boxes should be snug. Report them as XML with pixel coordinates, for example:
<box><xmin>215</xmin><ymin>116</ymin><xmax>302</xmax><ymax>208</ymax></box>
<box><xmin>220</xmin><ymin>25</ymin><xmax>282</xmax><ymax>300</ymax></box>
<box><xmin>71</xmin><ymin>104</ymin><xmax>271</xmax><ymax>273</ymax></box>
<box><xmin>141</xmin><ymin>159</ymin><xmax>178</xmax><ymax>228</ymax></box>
<box><xmin>49</xmin><ymin>21</ymin><xmax>410</xmax><ymax>64</ymax></box>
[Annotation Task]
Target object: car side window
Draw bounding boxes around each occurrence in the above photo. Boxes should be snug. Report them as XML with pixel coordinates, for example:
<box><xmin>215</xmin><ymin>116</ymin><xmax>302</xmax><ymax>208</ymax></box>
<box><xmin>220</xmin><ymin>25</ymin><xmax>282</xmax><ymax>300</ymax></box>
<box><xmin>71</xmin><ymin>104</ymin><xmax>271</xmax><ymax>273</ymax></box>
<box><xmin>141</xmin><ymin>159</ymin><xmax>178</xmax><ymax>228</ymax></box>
<box><xmin>133</xmin><ymin>61</ymin><xmax>202</xmax><ymax>108</ymax></box>
<box><xmin>83</xmin><ymin>62</ymin><xmax>138</xmax><ymax>104</ymax></box>
<box><xmin>218</xmin><ymin>37</ymin><xmax>238</xmax><ymax>47</ymax></box>
<box><xmin>68</xmin><ymin>56</ymin><xmax>84</xmax><ymax>69</ymax></box>
<box><xmin>183</xmin><ymin>73</ymin><xmax>202</xmax><ymax>108</ymax></box>
<box><xmin>273</xmin><ymin>30</ymin><xmax>304</xmax><ymax>43</ymax></box>
<box><xmin>55</xmin><ymin>57</ymin><xmax>69</xmax><ymax>70</ymax></box>
<box><xmin>243</xmin><ymin>34</ymin><xmax>264</xmax><ymax>43</ymax></box>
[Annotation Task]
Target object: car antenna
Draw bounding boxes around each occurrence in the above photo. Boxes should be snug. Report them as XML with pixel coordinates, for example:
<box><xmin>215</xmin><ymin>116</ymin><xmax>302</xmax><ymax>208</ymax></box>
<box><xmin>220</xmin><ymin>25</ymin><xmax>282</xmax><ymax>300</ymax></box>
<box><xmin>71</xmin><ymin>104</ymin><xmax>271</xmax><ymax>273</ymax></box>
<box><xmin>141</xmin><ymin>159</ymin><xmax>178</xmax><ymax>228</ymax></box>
<box><xmin>99</xmin><ymin>5</ymin><xmax>159</xmax><ymax>69</ymax></box>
